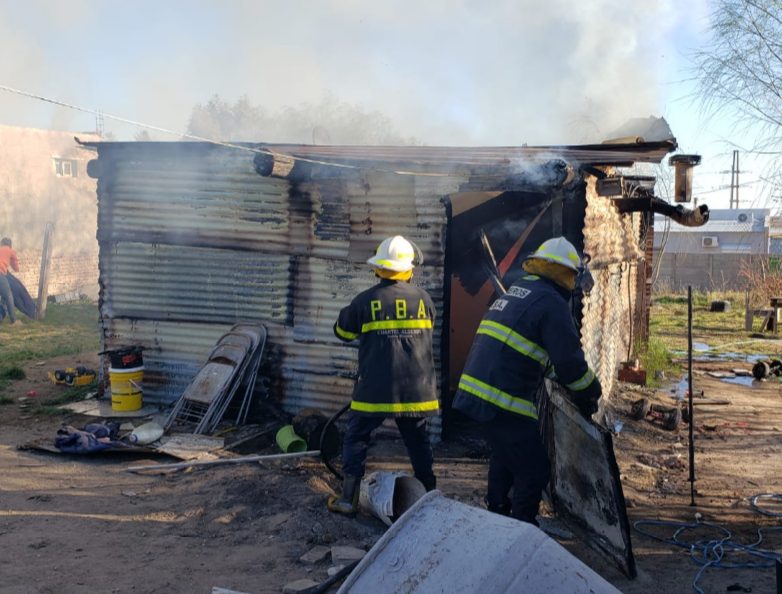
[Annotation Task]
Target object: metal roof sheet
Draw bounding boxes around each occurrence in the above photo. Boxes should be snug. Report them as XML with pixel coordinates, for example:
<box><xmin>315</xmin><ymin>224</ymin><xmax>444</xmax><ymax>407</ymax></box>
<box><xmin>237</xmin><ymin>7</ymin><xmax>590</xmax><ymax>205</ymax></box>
<box><xmin>80</xmin><ymin>138</ymin><xmax>676</xmax><ymax>175</ymax></box>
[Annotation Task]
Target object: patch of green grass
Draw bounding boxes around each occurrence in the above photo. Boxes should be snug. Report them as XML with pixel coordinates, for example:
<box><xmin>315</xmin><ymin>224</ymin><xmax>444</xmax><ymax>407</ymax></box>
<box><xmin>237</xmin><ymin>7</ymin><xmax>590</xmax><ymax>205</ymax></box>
<box><xmin>0</xmin><ymin>395</ymin><xmax>13</xmax><ymax>405</ymax></box>
<box><xmin>34</xmin><ymin>405</ymin><xmax>68</xmax><ymax>417</ymax></box>
<box><xmin>0</xmin><ymin>366</ymin><xmax>26</xmax><ymax>380</ymax></box>
<box><xmin>650</xmin><ymin>291</ymin><xmax>781</xmax><ymax>357</ymax></box>
<box><xmin>0</xmin><ymin>303</ymin><xmax>99</xmax><ymax>366</ymax></box>
<box><xmin>638</xmin><ymin>337</ymin><xmax>680</xmax><ymax>388</ymax></box>
<box><xmin>28</xmin><ymin>383</ymin><xmax>96</xmax><ymax>417</ymax></box>
<box><xmin>47</xmin><ymin>383</ymin><xmax>97</xmax><ymax>406</ymax></box>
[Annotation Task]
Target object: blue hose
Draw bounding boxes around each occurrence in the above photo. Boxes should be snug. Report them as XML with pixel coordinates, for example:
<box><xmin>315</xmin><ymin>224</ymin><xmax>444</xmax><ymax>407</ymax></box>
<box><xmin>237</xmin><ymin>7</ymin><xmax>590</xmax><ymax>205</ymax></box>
<box><xmin>634</xmin><ymin>499</ymin><xmax>782</xmax><ymax>594</ymax></box>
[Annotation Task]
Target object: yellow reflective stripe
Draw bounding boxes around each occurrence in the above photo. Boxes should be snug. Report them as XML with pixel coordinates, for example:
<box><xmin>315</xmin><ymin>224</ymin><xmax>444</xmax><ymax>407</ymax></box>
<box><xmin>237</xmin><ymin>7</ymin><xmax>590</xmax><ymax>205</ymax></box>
<box><xmin>351</xmin><ymin>400</ymin><xmax>439</xmax><ymax>413</ymax></box>
<box><xmin>566</xmin><ymin>368</ymin><xmax>596</xmax><ymax>391</ymax></box>
<box><xmin>374</xmin><ymin>258</ymin><xmax>412</xmax><ymax>268</ymax></box>
<box><xmin>539</xmin><ymin>251</ymin><xmax>579</xmax><ymax>268</ymax></box>
<box><xmin>458</xmin><ymin>374</ymin><xmax>538</xmax><ymax>420</ymax></box>
<box><xmin>335</xmin><ymin>324</ymin><xmax>358</xmax><ymax>340</ymax></box>
<box><xmin>361</xmin><ymin>319</ymin><xmax>433</xmax><ymax>332</ymax></box>
<box><xmin>477</xmin><ymin>320</ymin><xmax>549</xmax><ymax>366</ymax></box>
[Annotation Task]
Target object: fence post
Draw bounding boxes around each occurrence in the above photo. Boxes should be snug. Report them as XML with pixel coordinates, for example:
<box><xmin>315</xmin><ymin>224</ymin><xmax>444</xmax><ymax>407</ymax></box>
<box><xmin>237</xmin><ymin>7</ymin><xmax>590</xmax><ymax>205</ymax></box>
<box><xmin>35</xmin><ymin>222</ymin><xmax>55</xmax><ymax>320</ymax></box>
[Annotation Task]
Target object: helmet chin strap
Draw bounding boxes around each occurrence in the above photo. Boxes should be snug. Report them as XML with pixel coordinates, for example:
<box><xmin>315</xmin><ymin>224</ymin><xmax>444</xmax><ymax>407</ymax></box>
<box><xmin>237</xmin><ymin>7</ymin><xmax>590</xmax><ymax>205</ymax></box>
<box><xmin>407</xmin><ymin>239</ymin><xmax>424</xmax><ymax>267</ymax></box>
<box><xmin>575</xmin><ymin>265</ymin><xmax>594</xmax><ymax>294</ymax></box>
<box><xmin>374</xmin><ymin>268</ymin><xmax>413</xmax><ymax>281</ymax></box>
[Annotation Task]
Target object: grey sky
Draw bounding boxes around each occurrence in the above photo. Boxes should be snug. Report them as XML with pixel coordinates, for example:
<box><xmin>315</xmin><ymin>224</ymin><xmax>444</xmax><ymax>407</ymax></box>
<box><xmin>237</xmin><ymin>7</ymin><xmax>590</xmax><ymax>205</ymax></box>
<box><xmin>0</xmin><ymin>0</ymin><xmax>707</xmax><ymax>146</ymax></box>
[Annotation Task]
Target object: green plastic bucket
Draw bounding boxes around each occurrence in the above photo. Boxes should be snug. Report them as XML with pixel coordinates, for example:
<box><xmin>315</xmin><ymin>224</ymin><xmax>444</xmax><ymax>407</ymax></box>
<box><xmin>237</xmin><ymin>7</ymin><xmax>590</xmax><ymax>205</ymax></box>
<box><xmin>276</xmin><ymin>425</ymin><xmax>307</xmax><ymax>453</ymax></box>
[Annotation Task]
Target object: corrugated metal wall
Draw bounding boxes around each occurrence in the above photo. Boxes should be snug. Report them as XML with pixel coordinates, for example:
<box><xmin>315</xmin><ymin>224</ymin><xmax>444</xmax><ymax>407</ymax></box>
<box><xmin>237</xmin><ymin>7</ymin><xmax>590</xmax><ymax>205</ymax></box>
<box><xmin>93</xmin><ymin>143</ymin><xmax>458</xmax><ymax>435</ymax></box>
<box><xmin>93</xmin><ymin>142</ymin><xmax>670</xmax><ymax>436</ymax></box>
<box><xmin>581</xmin><ymin>177</ymin><xmax>644</xmax><ymax>399</ymax></box>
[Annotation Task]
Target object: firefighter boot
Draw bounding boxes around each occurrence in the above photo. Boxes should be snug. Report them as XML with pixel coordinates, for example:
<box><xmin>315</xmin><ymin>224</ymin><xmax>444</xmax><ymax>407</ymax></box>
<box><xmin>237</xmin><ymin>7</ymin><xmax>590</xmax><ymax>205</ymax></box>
<box><xmin>327</xmin><ymin>475</ymin><xmax>360</xmax><ymax>516</ymax></box>
<box><xmin>416</xmin><ymin>473</ymin><xmax>437</xmax><ymax>492</ymax></box>
<box><xmin>485</xmin><ymin>496</ymin><xmax>511</xmax><ymax>517</ymax></box>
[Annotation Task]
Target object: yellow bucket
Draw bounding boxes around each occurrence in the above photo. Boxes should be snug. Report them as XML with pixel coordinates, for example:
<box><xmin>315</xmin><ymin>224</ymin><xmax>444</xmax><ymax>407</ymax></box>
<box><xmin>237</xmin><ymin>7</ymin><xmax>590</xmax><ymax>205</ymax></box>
<box><xmin>109</xmin><ymin>366</ymin><xmax>143</xmax><ymax>412</ymax></box>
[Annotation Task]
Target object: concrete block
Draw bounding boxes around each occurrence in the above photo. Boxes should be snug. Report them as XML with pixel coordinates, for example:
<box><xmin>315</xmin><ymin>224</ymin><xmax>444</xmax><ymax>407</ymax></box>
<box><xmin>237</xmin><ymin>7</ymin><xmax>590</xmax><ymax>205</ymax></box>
<box><xmin>330</xmin><ymin>545</ymin><xmax>365</xmax><ymax>564</ymax></box>
<box><xmin>299</xmin><ymin>545</ymin><xmax>330</xmax><ymax>565</ymax></box>
<box><xmin>282</xmin><ymin>579</ymin><xmax>319</xmax><ymax>593</ymax></box>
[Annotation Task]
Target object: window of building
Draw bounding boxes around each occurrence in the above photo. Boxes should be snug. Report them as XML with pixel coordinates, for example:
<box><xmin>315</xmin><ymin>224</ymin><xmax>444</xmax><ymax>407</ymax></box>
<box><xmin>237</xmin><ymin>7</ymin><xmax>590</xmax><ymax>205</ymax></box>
<box><xmin>53</xmin><ymin>157</ymin><xmax>78</xmax><ymax>177</ymax></box>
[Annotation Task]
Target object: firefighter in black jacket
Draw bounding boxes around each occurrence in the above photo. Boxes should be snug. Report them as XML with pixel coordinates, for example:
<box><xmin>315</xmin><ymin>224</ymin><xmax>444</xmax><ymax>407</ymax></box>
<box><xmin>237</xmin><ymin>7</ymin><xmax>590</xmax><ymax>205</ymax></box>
<box><xmin>453</xmin><ymin>237</ymin><xmax>601</xmax><ymax>525</ymax></box>
<box><xmin>328</xmin><ymin>235</ymin><xmax>439</xmax><ymax>515</ymax></box>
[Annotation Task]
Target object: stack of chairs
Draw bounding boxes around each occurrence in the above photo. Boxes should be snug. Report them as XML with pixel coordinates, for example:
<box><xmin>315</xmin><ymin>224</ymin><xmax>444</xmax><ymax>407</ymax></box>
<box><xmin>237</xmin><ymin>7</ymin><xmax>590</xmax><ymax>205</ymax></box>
<box><xmin>165</xmin><ymin>324</ymin><xmax>267</xmax><ymax>434</ymax></box>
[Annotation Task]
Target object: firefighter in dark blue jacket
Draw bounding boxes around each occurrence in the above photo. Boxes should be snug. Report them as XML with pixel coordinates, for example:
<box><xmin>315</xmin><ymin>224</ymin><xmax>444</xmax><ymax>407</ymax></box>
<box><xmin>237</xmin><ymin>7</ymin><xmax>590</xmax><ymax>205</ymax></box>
<box><xmin>328</xmin><ymin>235</ymin><xmax>439</xmax><ymax>516</ymax></box>
<box><xmin>453</xmin><ymin>237</ymin><xmax>601</xmax><ymax>525</ymax></box>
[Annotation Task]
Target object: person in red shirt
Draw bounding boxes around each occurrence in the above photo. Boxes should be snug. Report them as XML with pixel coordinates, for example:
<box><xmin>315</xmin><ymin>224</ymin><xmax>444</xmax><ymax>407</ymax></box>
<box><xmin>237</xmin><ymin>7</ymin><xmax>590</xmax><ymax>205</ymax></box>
<box><xmin>0</xmin><ymin>237</ymin><xmax>20</xmax><ymax>324</ymax></box>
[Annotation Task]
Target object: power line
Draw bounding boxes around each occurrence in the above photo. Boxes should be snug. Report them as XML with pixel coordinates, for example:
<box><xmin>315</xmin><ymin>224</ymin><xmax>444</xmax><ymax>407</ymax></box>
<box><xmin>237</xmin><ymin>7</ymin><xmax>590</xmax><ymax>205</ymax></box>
<box><xmin>0</xmin><ymin>83</ymin><xmax>359</xmax><ymax>171</ymax></box>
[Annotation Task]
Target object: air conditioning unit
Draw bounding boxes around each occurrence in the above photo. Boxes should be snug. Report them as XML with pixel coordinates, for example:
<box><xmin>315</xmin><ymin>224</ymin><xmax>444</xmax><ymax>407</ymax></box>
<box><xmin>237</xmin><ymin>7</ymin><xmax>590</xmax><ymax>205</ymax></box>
<box><xmin>702</xmin><ymin>236</ymin><xmax>719</xmax><ymax>248</ymax></box>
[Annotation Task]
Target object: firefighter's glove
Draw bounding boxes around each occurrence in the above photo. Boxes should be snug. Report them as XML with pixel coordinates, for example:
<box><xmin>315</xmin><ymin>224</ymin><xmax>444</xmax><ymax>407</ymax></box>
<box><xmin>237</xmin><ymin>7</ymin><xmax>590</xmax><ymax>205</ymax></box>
<box><xmin>576</xmin><ymin>396</ymin><xmax>599</xmax><ymax>420</ymax></box>
<box><xmin>574</xmin><ymin>377</ymin><xmax>601</xmax><ymax>420</ymax></box>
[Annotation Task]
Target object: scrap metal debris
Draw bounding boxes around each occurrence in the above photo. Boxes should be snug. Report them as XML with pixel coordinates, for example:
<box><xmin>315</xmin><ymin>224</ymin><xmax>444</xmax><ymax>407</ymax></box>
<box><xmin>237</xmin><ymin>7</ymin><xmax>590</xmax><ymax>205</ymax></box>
<box><xmin>630</xmin><ymin>398</ymin><xmax>682</xmax><ymax>431</ymax></box>
<box><xmin>751</xmin><ymin>358</ymin><xmax>782</xmax><ymax>380</ymax></box>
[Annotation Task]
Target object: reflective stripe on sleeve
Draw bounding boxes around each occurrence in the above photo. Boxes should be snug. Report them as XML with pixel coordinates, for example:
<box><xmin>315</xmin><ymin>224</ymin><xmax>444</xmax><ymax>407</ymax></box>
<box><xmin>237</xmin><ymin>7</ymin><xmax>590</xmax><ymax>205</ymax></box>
<box><xmin>476</xmin><ymin>320</ymin><xmax>549</xmax><ymax>366</ymax></box>
<box><xmin>335</xmin><ymin>324</ymin><xmax>358</xmax><ymax>340</ymax></box>
<box><xmin>566</xmin><ymin>368</ymin><xmax>596</xmax><ymax>391</ymax></box>
<box><xmin>361</xmin><ymin>319</ymin><xmax>433</xmax><ymax>333</ymax></box>
<box><xmin>350</xmin><ymin>399</ymin><xmax>440</xmax><ymax>414</ymax></box>
<box><xmin>458</xmin><ymin>374</ymin><xmax>538</xmax><ymax>420</ymax></box>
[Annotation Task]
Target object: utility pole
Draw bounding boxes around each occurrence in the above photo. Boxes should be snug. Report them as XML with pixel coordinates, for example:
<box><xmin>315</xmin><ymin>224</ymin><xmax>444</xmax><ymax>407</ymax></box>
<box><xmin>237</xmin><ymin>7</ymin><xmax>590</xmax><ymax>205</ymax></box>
<box><xmin>729</xmin><ymin>149</ymin><xmax>740</xmax><ymax>209</ymax></box>
<box><xmin>95</xmin><ymin>110</ymin><xmax>105</xmax><ymax>138</ymax></box>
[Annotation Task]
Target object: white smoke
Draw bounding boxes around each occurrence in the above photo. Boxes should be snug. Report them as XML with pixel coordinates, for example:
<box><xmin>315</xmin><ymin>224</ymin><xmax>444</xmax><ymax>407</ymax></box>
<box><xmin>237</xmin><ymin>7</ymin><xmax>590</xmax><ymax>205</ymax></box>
<box><xmin>0</xmin><ymin>0</ymin><xmax>708</xmax><ymax>145</ymax></box>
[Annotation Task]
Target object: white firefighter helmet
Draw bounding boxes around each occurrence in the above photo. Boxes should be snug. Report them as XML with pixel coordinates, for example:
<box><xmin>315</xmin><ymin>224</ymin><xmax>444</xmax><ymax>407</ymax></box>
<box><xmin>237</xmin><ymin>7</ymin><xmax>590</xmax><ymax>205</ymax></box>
<box><xmin>367</xmin><ymin>235</ymin><xmax>420</xmax><ymax>272</ymax></box>
<box><xmin>526</xmin><ymin>237</ymin><xmax>582</xmax><ymax>272</ymax></box>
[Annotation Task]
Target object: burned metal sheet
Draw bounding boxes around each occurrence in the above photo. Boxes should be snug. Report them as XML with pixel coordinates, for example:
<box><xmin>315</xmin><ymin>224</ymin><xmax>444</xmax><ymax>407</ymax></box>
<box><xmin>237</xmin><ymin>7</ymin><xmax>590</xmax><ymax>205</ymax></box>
<box><xmin>91</xmin><ymin>139</ymin><xmax>672</xmax><ymax>445</ymax></box>
<box><xmin>256</xmin><ymin>139</ymin><xmax>677</xmax><ymax>171</ymax></box>
<box><xmin>544</xmin><ymin>384</ymin><xmax>636</xmax><ymax>578</ymax></box>
<box><xmin>93</xmin><ymin>143</ymin><xmax>449</xmax><ymax>438</ymax></box>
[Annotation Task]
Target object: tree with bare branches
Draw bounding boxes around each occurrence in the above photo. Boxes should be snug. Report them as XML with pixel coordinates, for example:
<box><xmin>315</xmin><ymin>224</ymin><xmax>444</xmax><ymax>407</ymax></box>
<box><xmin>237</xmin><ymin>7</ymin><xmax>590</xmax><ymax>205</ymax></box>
<box><xmin>694</xmin><ymin>0</ymin><xmax>782</xmax><ymax>157</ymax></box>
<box><xmin>187</xmin><ymin>95</ymin><xmax>417</xmax><ymax>146</ymax></box>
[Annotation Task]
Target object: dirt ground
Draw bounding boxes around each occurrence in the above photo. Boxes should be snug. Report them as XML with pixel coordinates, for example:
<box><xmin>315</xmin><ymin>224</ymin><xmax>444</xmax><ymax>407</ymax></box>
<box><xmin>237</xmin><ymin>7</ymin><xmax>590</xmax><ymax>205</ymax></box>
<box><xmin>1</xmin><ymin>354</ymin><xmax>781</xmax><ymax>594</ymax></box>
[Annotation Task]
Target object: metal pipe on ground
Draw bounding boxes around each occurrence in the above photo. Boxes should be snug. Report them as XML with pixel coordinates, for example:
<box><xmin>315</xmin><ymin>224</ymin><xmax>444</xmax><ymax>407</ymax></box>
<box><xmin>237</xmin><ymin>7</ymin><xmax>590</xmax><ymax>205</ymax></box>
<box><xmin>126</xmin><ymin>450</ymin><xmax>321</xmax><ymax>473</ymax></box>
